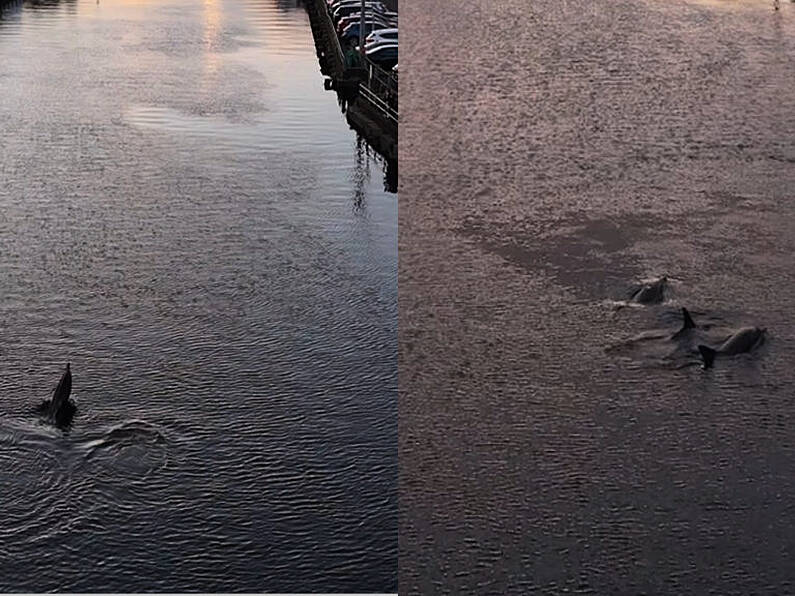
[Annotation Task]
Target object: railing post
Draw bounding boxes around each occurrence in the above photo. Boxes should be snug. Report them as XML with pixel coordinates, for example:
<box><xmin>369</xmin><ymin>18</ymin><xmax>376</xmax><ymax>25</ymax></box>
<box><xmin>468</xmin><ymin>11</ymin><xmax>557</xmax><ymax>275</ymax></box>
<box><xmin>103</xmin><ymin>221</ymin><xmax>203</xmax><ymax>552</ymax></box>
<box><xmin>359</xmin><ymin>0</ymin><xmax>365</xmax><ymax>56</ymax></box>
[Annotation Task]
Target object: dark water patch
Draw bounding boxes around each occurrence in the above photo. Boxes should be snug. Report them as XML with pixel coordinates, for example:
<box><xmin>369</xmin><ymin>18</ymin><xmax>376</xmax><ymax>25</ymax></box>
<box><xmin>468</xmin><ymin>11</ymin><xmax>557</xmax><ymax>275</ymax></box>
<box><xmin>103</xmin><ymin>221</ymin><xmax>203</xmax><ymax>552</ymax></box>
<box><xmin>458</xmin><ymin>212</ymin><xmax>681</xmax><ymax>300</ymax></box>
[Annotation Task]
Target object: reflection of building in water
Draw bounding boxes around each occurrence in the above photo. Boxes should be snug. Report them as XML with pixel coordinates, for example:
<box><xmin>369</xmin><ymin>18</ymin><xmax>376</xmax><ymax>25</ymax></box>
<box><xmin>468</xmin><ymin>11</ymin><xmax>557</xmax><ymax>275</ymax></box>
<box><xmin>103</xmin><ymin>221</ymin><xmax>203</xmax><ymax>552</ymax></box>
<box><xmin>329</xmin><ymin>81</ymin><xmax>396</xmax><ymax>194</ymax></box>
<box><xmin>383</xmin><ymin>156</ymin><xmax>397</xmax><ymax>194</ymax></box>
<box><xmin>7</xmin><ymin>0</ymin><xmax>75</xmax><ymax>12</ymax></box>
<box><xmin>351</xmin><ymin>134</ymin><xmax>396</xmax><ymax>208</ymax></box>
<box><xmin>301</xmin><ymin>0</ymin><xmax>397</xmax><ymax>192</ymax></box>
<box><xmin>352</xmin><ymin>135</ymin><xmax>370</xmax><ymax>212</ymax></box>
<box><xmin>331</xmin><ymin>82</ymin><xmax>395</xmax><ymax>192</ymax></box>
<box><xmin>273</xmin><ymin>0</ymin><xmax>304</xmax><ymax>10</ymax></box>
<box><xmin>346</xmin><ymin>105</ymin><xmax>397</xmax><ymax>190</ymax></box>
<box><xmin>0</xmin><ymin>0</ymin><xmax>76</xmax><ymax>18</ymax></box>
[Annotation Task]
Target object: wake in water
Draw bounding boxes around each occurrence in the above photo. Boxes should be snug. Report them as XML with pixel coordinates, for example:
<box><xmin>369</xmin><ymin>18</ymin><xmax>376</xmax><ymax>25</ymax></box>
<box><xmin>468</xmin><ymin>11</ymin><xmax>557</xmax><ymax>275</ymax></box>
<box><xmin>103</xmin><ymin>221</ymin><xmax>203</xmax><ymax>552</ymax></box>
<box><xmin>606</xmin><ymin>276</ymin><xmax>767</xmax><ymax>369</ymax></box>
<box><xmin>0</xmin><ymin>415</ymin><xmax>174</xmax><ymax>555</ymax></box>
<box><xmin>609</xmin><ymin>275</ymin><xmax>683</xmax><ymax>311</ymax></box>
<box><xmin>608</xmin><ymin>302</ymin><xmax>767</xmax><ymax>370</ymax></box>
<box><xmin>80</xmin><ymin>419</ymin><xmax>168</xmax><ymax>458</ymax></box>
<box><xmin>4</xmin><ymin>362</ymin><xmax>173</xmax><ymax>480</ymax></box>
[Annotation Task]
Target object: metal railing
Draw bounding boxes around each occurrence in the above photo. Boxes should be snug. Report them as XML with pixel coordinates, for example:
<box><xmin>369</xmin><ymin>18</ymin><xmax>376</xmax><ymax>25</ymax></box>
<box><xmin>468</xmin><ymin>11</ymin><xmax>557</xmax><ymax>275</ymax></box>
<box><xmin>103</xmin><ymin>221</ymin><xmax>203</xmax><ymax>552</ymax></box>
<box><xmin>316</xmin><ymin>0</ymin><xmax>398</xmax><ymax>124</ymax></box>
<box><xmin>357</xmin><ymin>84</ymin><xmax>398</xmax><ymax>126</ymax></box>
<box><xmin>326</xmin><ymin>12</ymin><xmax>345</xmax><ymax>71</ymax></box>
<box><xmin>360</xmin><ymin>58</ymin><xmax>398</xmax><ymax>124</ymax></box>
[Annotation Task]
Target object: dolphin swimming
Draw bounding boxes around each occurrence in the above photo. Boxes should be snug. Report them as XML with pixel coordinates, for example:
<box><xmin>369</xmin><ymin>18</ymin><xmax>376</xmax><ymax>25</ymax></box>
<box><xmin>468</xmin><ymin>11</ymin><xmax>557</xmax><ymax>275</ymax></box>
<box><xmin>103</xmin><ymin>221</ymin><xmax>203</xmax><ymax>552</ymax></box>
<box><xmin>698</xmin><ymin>327</ymin><xmax>766</xmax><ymax>368</ymax></box>
<box><xmin>630</xmin><ymin>276</ymin><xmax>668</xmax><ymax>305</ymax></box>
<box><xmin>37</xmin><ymin>363</ymin><xmax>76</xmax><ymax>427</ymax></box>
<box><xmin>671</xmin><ymin>307</ymin><xmax>696</xmax><ymax>339</ymax></box>
<box><xmin>606</xmin><ymin>306</ymin><xmax>698</xmax><ymax>361</ymax></box>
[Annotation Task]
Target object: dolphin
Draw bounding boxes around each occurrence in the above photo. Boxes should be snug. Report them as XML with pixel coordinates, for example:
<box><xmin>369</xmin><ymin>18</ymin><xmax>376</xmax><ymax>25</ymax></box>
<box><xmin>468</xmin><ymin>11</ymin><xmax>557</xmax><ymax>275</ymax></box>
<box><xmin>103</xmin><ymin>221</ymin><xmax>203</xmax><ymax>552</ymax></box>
<box><xmin>37</xmin><ymin>363</ymin><xmax>76</xmax><ymax>427</ymax></box>
<box><xmin>606</xmin><ymin>307</ymin><xmax>697</xmax><ymax>357</ymax></box>
<box><xmin>671</xmin><ymin>307</ymin><xmax>696</xmax><ymax>340</ymax></box>
<box><xmin>630</xmin><ymin>276</ymin><xmax>668</xmax><ymax>305</ymax></box>
<box><xmin>698</xmin><ymin>327</ymin><xmax>766</xmax><ymax>369</ymax></box>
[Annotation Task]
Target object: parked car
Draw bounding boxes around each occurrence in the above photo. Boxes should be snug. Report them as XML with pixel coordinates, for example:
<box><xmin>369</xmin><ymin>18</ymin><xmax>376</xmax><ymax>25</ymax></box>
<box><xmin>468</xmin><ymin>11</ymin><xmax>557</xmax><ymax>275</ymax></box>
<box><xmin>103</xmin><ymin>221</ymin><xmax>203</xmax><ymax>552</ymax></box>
<box><xmin>365</xmin><ymin>27</ymin><xmax>398</xmax><ymax>45</ymax></box>
<box><xmin>337</xmin><ymin>14</ymin><xmax>393</xmax><ymax>35</ymax></box>
<box><xmin>366</xmin><ymin>42</ymin><xmax>397</xmax><ymax>57</ymax></box>
<box><xmin>329</xmin><ymin>0</ymin><xmax>385</xmax><ymax>12</ymax></box>
<box><xmin>365</xmin><ymin>43</ymin><xmax>398</xmax><ymax>69</ymax></box>
<box><xmin>357</xmin><ymin>37</ymin><xmax>398</xmax><ymax>53</ymax></box>
<box><xmin>328</xmin><ymin>0</ymin><xmax>384</xmax><ymax>9</ymax></box>
<box><xmin>340</xmin><ymin>21</ymin><xmax>395</xmax><ymax>42</ymax></box>
<box><xmin>332</xmin><ymin>3</ymin><xmax>387</xmax><ymax>23</ymax></box>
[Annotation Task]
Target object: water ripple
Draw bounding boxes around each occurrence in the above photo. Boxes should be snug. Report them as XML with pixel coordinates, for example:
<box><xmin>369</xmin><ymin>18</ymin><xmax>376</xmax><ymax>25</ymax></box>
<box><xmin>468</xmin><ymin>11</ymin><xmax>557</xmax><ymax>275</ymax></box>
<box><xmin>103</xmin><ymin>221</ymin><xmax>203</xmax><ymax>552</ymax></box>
<box><xmin>0</xmin><ymin>0</ymin><xmax>396</xmax><ymax>591</ymax></box>
<box><xmin>401</xmin><ymin>0</ymin><xmax>795</xmax><ymax>594</ymax></box>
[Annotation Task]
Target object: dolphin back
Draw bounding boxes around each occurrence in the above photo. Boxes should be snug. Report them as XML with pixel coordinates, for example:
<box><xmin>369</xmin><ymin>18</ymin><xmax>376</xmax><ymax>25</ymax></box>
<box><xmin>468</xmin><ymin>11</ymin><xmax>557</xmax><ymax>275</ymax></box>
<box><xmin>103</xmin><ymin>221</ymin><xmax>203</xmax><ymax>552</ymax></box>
<box><xmin>631</xmin><ymin>277</ymin><xmax>667</xmax><ymax>304</ymax></box>
<box><xmin>719</xmin><ymin>327</ymin><xmax>765</xmax><ymax>355</ymax></box>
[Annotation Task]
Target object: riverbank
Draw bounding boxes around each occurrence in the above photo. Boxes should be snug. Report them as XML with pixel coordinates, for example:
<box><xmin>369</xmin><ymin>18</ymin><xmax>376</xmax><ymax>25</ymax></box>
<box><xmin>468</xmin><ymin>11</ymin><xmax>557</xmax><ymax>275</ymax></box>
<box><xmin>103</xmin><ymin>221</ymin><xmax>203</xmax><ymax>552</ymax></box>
<box><xmin>304</xmin><ymin>0</ymin><xmax>398</xmax><ymax>164</ymax></box>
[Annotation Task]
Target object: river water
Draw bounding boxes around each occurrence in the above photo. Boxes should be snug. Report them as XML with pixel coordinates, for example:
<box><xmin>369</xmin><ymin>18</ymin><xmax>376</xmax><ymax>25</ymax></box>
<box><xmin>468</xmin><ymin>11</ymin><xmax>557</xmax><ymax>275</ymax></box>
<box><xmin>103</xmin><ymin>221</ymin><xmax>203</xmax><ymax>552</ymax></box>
<box><xmin>400</xmin><ymin>1</ymin><xmax>795</xmax><ymax>594</ymax></box>
<box><xmin>0</xmin><ymin>0</ymin><xmax>396</xmax><ymax>591</ymax></box>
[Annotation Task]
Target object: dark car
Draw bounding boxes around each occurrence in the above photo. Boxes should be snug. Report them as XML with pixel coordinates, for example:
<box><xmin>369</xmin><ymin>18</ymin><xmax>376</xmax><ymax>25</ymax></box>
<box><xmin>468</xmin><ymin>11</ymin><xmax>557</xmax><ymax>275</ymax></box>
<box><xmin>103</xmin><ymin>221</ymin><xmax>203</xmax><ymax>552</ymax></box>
<box><xmin>340</xmin><ymin>21</ymin><xmax>393</xmax><ymax>42</ymax></box>
<box><xmin>357</xmin><ymin>37</ymin><xmax>398</xmax><ymax>53</ymax></box>
<box><xmin>365</xmin><ymin>43</ymin><xmax>398</xmax><ymax>69</ymax></box>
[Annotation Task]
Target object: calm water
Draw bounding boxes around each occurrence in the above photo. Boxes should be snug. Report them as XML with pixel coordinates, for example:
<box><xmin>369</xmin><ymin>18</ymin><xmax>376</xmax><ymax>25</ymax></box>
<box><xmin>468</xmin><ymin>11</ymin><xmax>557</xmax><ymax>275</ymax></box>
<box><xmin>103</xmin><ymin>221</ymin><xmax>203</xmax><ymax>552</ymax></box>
<box><xmin>400</xmin><ymin>1</ymin><xmax>795</xmax><ymax>594</ymax></box>
<box><xmin>0</xmin><ymin>0</ymin><xmax>396</xmax><ymax>591</ymax></box>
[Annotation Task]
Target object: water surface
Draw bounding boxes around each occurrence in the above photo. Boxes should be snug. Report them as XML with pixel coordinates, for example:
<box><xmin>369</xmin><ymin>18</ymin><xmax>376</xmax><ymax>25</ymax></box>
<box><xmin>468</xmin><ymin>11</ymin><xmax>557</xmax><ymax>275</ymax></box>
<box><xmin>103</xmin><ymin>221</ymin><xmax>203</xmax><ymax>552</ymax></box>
<box><xmin>0</xmin><ymin>0</ymin><xmax>396</xmax><ymax>591</ymax></box>
<box><xmin>400</xmin><ymin>1</ymin><xmax>795</xmax><ymax>594</ymax></box>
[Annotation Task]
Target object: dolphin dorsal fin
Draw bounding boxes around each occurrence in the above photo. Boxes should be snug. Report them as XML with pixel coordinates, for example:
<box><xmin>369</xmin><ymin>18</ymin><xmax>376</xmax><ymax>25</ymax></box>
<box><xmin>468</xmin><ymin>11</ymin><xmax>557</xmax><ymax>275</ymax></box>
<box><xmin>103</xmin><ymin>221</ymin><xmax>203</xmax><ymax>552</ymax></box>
<box><xmin>698</xmin><ymin>345</ymin><xmax>716</xmax><ymax>369</ymax></box>
<box><xmin>682</xmin><ymin>307</ymin><xmax>695</xmax><ymax>330</ymax></box>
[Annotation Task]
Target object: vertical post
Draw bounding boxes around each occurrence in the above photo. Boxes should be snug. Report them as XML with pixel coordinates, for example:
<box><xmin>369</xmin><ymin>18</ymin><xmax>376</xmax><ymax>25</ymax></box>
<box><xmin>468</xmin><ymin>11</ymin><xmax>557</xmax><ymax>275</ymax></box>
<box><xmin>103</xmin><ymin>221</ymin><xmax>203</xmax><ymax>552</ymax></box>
<box><xmin>359</xmin><ymin>0</ymin><xmax>366</xmax><ymax>57</ymax></box>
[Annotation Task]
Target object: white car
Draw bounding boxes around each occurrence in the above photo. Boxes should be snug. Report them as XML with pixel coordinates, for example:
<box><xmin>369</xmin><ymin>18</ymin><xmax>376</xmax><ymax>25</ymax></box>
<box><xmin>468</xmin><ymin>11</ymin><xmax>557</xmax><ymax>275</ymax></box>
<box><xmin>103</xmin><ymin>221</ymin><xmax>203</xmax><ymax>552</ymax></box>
<box><xmin>332</xmin><ymin>2</ymin><xmax>387</xmax><ymax>21</ymax></box>
<box><xmin>365</xmin><ymin>27</ymin><xmax>398</xmax><ymax>45</ymax></box>
<box><xmin>329</xmin><ymin>0</ymin><xmax>385</xmax><ymax>9</ymax></box>
<box><xmin>356</xmin><ymin>34</ymin><xmax>398</xmax><ymax>53</ymax></box>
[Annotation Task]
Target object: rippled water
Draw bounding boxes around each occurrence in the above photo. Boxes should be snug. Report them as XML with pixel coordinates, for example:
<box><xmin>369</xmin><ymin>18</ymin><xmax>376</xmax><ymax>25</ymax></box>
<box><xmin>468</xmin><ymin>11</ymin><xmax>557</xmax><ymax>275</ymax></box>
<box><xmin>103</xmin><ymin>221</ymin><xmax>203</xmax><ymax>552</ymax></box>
<box><xmin>400</xmin><ymin>1</ymin><xmax>795</xmax><ymax>594</ymax></box>
<box><xmin>0</xmin><ymin>0</ymin><xmax>396</xmax><ymax>591</ymax></box>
